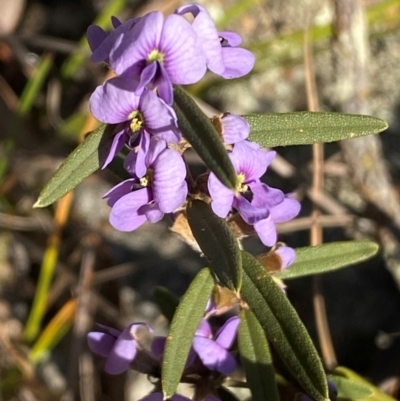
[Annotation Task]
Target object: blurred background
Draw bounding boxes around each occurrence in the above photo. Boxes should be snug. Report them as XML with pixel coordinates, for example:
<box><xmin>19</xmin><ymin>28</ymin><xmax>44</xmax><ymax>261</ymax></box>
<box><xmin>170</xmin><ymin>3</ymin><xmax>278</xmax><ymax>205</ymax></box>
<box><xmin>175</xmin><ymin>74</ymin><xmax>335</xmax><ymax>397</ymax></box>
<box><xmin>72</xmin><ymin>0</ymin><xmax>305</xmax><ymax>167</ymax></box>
<box><xmin>0</xmin><ymin>0</ymin><xmax>400</xmax><ymax>400</ymax></box>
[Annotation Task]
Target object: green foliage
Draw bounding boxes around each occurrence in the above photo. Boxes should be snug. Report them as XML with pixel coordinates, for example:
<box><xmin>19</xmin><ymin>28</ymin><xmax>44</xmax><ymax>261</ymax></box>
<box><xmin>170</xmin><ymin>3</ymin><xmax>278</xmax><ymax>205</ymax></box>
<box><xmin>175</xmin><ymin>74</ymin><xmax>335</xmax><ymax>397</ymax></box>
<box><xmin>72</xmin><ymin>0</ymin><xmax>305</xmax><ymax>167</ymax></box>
<box><xmin>276</xmin><ymin>241</ymin><xmax>379</xmax><ymax>280</ymax></box>
<box><xmin>240</xmin><ymin>251</ymin><xmax>328</xmax><ymax>401</ymax></box>
<box><xmin>162</xmin><ymin>268</ymin><xmax>214</xmax><ymax>399</ymax></box>
<box><xmin>173</xmin><ymin>85</ymin><xmax>238</xmax><ymax>190</ymax></box>
<box><xmin>34</xmin><ymin>124</ymin><xmax>115</xmax><ymax>208</ymax></box>
<box><xmin>238</xmin><ymin>309</ymin><xmax>280</xmax><ymax>401</ymax></box>
<box><xmin>187</xmin><ymin>199</ymin><xmax>242</xmax><ymax>291</ymax></box>
<box><xmin>245</xmin><ymin>112</ymin><xmax>388</xmax><ymax>148</ymax></box>
<box><xmin>328</xmin><ymin>375</ymin><xmax>372</xmax><ymax>400</ymax></box>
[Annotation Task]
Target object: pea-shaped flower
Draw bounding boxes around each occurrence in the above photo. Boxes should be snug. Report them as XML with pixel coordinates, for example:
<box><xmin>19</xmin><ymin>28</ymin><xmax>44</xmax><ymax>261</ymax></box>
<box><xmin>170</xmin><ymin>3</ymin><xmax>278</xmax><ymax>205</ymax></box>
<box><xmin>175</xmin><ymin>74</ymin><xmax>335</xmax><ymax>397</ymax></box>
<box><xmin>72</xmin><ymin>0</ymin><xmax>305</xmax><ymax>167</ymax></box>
<box><xmin>87</xmin><ymin>323</ymin><xmax>150</xmax><ymax>375</ymax></box>
<box><xmin>208</xmin><ymin>141</ymin><xmax>300</xmax><ymax>246</ymax></box>
<box><xmin>90</xmin><ymin>76</ymin><xmax>181</xmax><ymax>173</ymax></box>
<box><xmin>104</xmin><ymin>138</ymin><xmax>187</xmax><ymax>232</ymax></box>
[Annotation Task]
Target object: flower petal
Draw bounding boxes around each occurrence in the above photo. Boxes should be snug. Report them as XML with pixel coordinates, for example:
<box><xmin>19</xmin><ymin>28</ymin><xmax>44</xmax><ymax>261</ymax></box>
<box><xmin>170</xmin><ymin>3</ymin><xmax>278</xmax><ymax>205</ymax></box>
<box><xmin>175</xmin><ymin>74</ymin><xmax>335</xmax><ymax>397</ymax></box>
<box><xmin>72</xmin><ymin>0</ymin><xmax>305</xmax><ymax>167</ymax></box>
<box><xmin>143</xmin><ymin>203</ymin><xmax>164</xmax><ymax>223</ymax></box>
<box><xmin>195</xmin><ymin>319</ymin><xmax>212</xmax><ymax>338</ymax></box>
<box><xmin>221</xmin><ymin>114</ymin><xmax>250</xmax><ymax>145</ymax></box>
<box><xmin>104</xmin><ymin>325</ymin><xmax>138</xmax><ymax>374</ymax></box>
<box><xmin>219</xmin><ymin>31</ymin><xmax>242</xmax><ymax>47</ymax></box>
<box><xmin>160</xmin><ymin>14</ymin><xmax>207</xmax><ymax>84</ymax></box>
<box><xmin>234</xmin><ymin>195</ymin><xmax>269</xmax><ymax>225</ymax></box>
<box><xmin>87</xmin><ymin>25</ymin><xmax>108</xmax><ymax>52</ymax></box>
<box><xmin>102</xmin><ymin>129</ymin><xmax>127</xmax><ymax>169</ymax></box>
<box><xmin>220</xmin><ymin>47</ymin><xmax>255</xmax><ymax>79</ymax></box>
<box><xmin>87</xmin><ymin>332</ymin><xmax>115</xmax><ymax>357</ymax></box>
<box><xmin>103</xmin><ymin>178</ymin><xmax>136</xmax><ymax>207</ymax></box>
<box><xmin>275</xmin><ymin>246</ymin><xmax>296</xmax><ymax>269</ymax></box>
<box><xmin>192</xmin><ymin>337</ymin><xmax>237</xmax><ymax>374</ymax></box>
<box><xmin>90</xmin><ymin>77</ymin><xmax>141</xmax><ymax>124</ymax></box>
<box><xmin>140</xmin><ymin>90</ymin><xmax>180</xmax><ymax>143</ymax></box>
<box><xmin>214</xmin><ymin>316</ymin><xmax>240</xmax><ymax>349</ymax></box>
<box><xmin>110</xmin><ymin>12</ymin><xmax>163</xmax><ymax>77</ymax></box>
<box><xmin>134</xmin><ymin>131</ymin><xmax>151</xmax><ymax>178</ymax></box>
<box><xmin>250</xmin><ymin>182</ymin><xmax>285</xmax><ymax>209</ymax></box>
<box><xmin>254</xmin><ymin>217</ymin><xmax>277</xmax><ymax>246</ymax></box>
<box><xmin>208</xmin><ymin>172</ymin><xmax>234</xmax><ymax>218</ymax></box>
<box><xmin>270</xmin><ymin>196</ymin><xmax>301</xmax><ymax>222</ymax></box>
<box><xmin>152</xmin><ymin>149</ymin><xmax>187</xmax><ymax>213</ymax></box>
<box><xmin>109</xmin><ymin>188</ymin><xmax>151</xmax><ymax>231</ymax></box>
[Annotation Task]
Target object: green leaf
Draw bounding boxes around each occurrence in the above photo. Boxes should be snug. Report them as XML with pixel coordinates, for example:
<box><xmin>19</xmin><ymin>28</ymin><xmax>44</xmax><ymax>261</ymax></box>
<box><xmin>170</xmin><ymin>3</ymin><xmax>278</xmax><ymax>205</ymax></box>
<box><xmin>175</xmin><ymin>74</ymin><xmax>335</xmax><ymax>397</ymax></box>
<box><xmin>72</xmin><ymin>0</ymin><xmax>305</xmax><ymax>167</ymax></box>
<box><xmin>245</xmin><ymin>112</ymin><xmax>388</xmax><ymax>148</ymax></box>
<box><xmin>328</xmin><ymin>375</ymin><xmax>372</xmax><ymax>400</ymax></box>
<box><xmin>186</xmin><ymin>199</ymin><xmax>242</xmax><ymax>291</ymax></box>
<box><xmin>173</xmin><ymin>85</ymin><xmax>238</xmax><ymax>190</ymax></box>
<box><xmin>238</xmin><ymin>309</ymin><xmax>280</xmax><ymax>401</ymax></box>
<box><xmin>153</xmin><ymin>286</ymin><xmax>179</xmax><ymax>323</ymax></box>
<box><xmin>162</xmin><ymin>268</ymin><xmax>214</xmax><ymax>399</ymax></box>
<box><xmin>275</xmin><ymin>241</ymin><xmax>379</xmax><ymax>280</ymax></box>
<box><xmin>34</xmin><ymin>124</ymin><xmax>115</xmax><ymax>208</ymax></box>
<box><xmin>240</xmin><ymin>251</ymin><xmax>328</xmax><ymax>401</ymax></box>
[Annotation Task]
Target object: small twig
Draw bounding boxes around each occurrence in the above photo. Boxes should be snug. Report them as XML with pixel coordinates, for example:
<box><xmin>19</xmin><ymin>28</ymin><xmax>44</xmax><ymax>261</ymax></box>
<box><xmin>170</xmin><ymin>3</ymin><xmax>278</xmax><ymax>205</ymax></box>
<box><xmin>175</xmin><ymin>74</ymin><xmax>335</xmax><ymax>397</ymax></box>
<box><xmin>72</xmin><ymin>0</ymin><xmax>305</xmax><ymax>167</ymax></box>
<box><xmin>304</xmin><ymin>17</ymin><xmax>337</xmax><ymax>370</ymax></box>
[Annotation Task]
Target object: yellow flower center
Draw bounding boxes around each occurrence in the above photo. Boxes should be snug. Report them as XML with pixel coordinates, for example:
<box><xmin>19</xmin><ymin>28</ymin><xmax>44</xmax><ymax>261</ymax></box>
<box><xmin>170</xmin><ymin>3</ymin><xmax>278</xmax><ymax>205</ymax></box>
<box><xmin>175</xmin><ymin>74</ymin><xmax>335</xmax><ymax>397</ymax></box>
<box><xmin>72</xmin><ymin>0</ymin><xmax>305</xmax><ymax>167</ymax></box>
<box><xmin>147</xmin><ymin>49</ymin><xmax>164</xmax><ymax>64</ymax></box>
<box><xmin>236</xmin><ymin>173</ymin><xmax>248</xmax><ymax>193</ymax></box>
<box><xmin>129</xmin><ymin>110</ymin><xmax>144</xmax><ymax>133</ymax></box>
<box><xmin>140</xmin><ymin>168</ymin><xmax>153</xmax><ymax>187</ymax></box>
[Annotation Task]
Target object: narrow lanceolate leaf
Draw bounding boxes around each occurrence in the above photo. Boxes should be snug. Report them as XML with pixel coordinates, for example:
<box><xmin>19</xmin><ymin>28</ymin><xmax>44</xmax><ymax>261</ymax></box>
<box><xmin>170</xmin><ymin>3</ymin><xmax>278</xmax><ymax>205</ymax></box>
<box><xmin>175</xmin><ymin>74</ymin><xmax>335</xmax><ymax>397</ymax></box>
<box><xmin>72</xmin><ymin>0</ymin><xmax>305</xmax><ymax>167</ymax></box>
<box><xmin>245</xmin><ymin>112</ymin><xmax>388</xmax><ymax>148</ymax></box>
<box><xmin>275</xmin><ymin>240</ymin><xmax>379</xmax><ymax>280</ymax></box>
<box><xmin>238</xmin><ymin>309</ymin><xmax>280</xmax><ymax>401</ymax></box>
<box><xmin>162</xmin><ymin>268</ymin><xmax>214</xmax><ymax>399</ymax></box>
<box><xmin>187</xmin><ymin>200</ymin><xmax>242</xmax><ymax>291</ymax></box>
<box><xmin>327</xmin><ymin>375</ymin><xmax>372</xmax><ymax>400</ymax></box>
<box><xmin>153</xmin><ymin>286</ymin><xmax>179</xmax><ymax>323</ymax></box>
<box><xmin>34</xmin><ymin>124</ymin><xmax>116</xmax><ymax>208</ymax></box>
<box><xmin>173</xmin><ymin>85</ymin><xmax>238</xmax><ymax>190</ymax></box>
<box><xmin>240</xmin><ymin>251</ymin><xmax>328</xmax><ymax>401</ymax></box>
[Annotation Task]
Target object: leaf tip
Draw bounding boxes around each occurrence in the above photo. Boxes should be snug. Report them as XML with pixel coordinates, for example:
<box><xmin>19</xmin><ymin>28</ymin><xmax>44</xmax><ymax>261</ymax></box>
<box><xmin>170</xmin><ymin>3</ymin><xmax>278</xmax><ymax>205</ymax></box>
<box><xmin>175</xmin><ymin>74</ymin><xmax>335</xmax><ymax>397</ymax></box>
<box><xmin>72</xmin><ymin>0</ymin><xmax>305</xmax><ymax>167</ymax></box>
<box><xmin>162</xmin><ymin>391</ymin><xmax>170</xmax><ymax>400</ymax></box>
<box><xmin>32</xmin><ymin>199</ymin><xmax>44</xmax><ymax>209</ymax></box>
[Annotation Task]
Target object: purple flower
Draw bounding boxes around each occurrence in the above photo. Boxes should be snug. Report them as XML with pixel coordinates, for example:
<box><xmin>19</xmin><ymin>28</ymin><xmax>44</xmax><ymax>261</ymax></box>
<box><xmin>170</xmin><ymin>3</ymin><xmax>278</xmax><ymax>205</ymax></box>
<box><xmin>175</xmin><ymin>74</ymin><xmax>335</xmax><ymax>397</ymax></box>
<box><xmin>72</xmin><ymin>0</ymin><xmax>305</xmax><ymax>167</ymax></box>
<box><xmin>176</xmin><ymin>4</ymin><xmax>255</xmax><ymax>79</ymax></box>
<box><xmin>104</xmin><ymin>137</ymin><xmax>187</xmax><ymax>232</ymax></box>
<box><xmin>208</xmin><ymin>141</ymin><xmax>300</xmax><ymax>246</ymax></box>
<box><xmin>192</xmin><ymin>317</ymin><xmax>240</xmax><ymax>374</ymax></box>
<box><xmin>90</xmin><ymin>76</ymin><xmax>180</xmax><ymax>171</ymax></box>
<box><xmin>87</xmin><ymin>322</ymin><xmax>150</xmax><ymax>374</ymax></box>
<box><xmin>275</xmin><ymin>245</ymin><xmax>296</xmax><ymax>269</ymax></box>
<box><xmin>108</xmin><ymin>11</ymin><xmax>207</xmax><ymax>104</ymax></box>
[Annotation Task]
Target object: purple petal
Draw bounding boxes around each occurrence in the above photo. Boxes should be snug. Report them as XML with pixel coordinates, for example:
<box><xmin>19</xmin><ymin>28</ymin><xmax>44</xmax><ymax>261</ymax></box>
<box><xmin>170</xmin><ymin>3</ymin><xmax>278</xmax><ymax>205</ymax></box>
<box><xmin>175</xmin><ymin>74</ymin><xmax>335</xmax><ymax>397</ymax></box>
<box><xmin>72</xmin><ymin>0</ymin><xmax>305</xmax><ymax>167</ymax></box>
<box><xmin>176</xmin><ymin>4</ymin><xmax>224</xmax><ymax>75</ymax></box>
<box><xmin>111</xmin><ymin>16</ymin><xmax>122</xmax><ymax>28</ymax></box>
<box><xmin>214</xmin><ymin>316</ymin><xmax>240</xmax><ymax>349</ymax></box>
<box><xmin>192</xmin><ymin>337</ymin><xmax>237</xmax><ymax>374</ymax></box>
<box><xmin>160</xmin><ymin>14</ymin><xmax>207</xmax><ymax>84</ymax></box>
<box><xmin>102</xmin><ymin>129</ymin><xmax>127</xmax><ymax>169</ymax></box>
<box><xmin>221</xmin><ymin>114</ymin><xmax>250</xmax><ymax>145</ymax></box>
<box><xmin>195</xmin><ymin>319</ymin><xmax>212</xmax><ymax>338</ymax></box>
<box><xmin>143</xmin><ymin>203</ymin><xmax>164</xmax><ymax>223</ymax></box>
<box><xmin>87</xmin><ymin>332</ymin><xmax>115</xmax><ymax>357</ymax></box>
<box><xmin>156</xmin><ymin>65</ymin><xmax>173</xmax><ymax>105</ymax></box>
<box><xmin>138</xmin><ymin>62</ymin><xmax>158</xmax><ymax>93</ymax></box>
<box><xmin>110</xmin><ymin>12</ymin><xmax>163</xmax><ymax>77</ymax></box>
<box><xmin>270</xmin><ymin>196</ymin><xmax>301</xmax><ymax>223</ymax></box>
<box><xmin>275</xmin><ymin>246</ymin><xmax>296</xmax><ymax>269</ymax></box>
<box><xmin>145</xmin><ymin>137</ymin><xmax>167</xmax><ymax>167</ymax></box>
<box><xmin>208</xmin><ymin>173</ymin><xmax>234</xmax><ymax>218</ymax></box>
<box><xmin>96</xmin><ymin>323</ymin><xmax>121</xmax><ymax>338</ymax></box>
<box><xmin>254</xmin><ymin>217</ymin><xmax>277</xmax><ymax>246</ymax></box>
<box><xmin>109</xmin><ymin>188</ymin><xmax>151</xmax><ymax>231</ymax></box>
<box><xmin>105</xmin><ymin>323</ymin><xmax>146</xmax><ymax>374</ymax></box>
<box><xmin>152</xmin><ymin>149</ymin><xmax>187</xmax><ymax>213</ymax></box>
<box><xmin>90</xmin><ymin>77</ymin><xmax>141</xmax><ymax>124</ymax></box>
<box><xmin>250</xmin><ymin>182</ymin><xmax>285</xmax><ymax>209</ymax></box>
<box><xmin>103</xmin><ymin>178</ymin><xmax>136</xmax><ymax>207</ymax></box>
<box><xmin>138</xmin><ymin>393</ymin><xmax>163</xmax><ymax>401</ymax></box>
<box><xmin>134</xmin><ymin>131</ymin><xmax>151</xmax><ymax>178</ymax></box>
<box><xmin>219</xmin><ymin>31</ymin><xmax>242</xmax><ymax>47</ymax></box>
<box><xmin>87</xmin><ymin>25</ymin><xmax>108</xmax><ymax>52</ymax></box>
<box><xmin>234</xmin><ymin>195</ymin><xmax>269</xmax><ymax>225</ymax></box>
<box><xmin>140</xmin><ymin>90</ymin><xmax>180</xmax><ymax>143</ymax></box>
<box><xmin>220</xmin><ymin>47</ymin><xmax>255</xmax><ymax>79</ymax></box>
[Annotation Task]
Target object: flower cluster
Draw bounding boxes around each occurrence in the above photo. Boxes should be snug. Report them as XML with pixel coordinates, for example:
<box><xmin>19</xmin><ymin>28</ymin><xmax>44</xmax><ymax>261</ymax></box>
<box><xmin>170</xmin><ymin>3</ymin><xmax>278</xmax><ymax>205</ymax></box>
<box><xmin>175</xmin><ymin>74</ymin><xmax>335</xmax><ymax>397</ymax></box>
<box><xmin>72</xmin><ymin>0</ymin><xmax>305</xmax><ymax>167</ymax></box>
<box><xmin>88</xmin><ymin>314</ymin><xmax>240</xmax><ymax>401</ymax></box>
<box><xmin>87</xmin><ymin>4</ymin><xmax>299</xmax><ymax>249</ymax></box>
